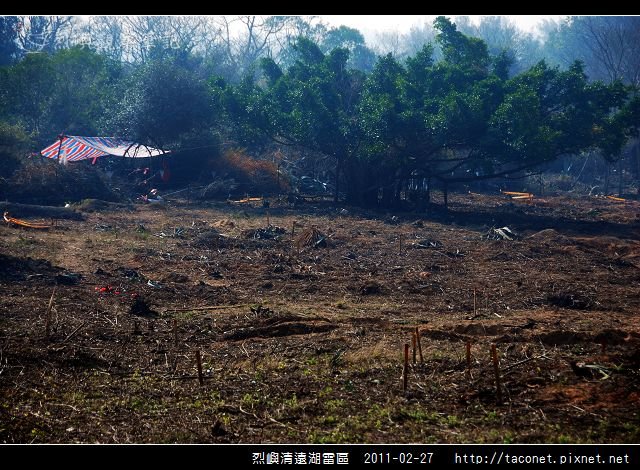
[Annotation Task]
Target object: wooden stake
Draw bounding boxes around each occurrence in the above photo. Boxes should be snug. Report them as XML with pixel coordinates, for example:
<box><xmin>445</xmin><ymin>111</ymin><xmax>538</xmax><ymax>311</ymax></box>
<box><xmin>173</xmin><ymin>319</ymin><xmax>178</xmax><ymax>348</ymax></box>
<box><xmin>45</xmin><ymin>286</ymin><xmax>57</xmax><ymax>339</ymax></box>
<box><xmin>412</xmin><ymin>333</ymin><xmax>417</xmax><ymax>364</ymax></box>
<box><xmin>415</xmin><ymin>326</ymin><xmax>423</xmax><ymax>363</ymax></box>
<box><xmin>196</xmin><ymin>350</ymin><xmax>204</xmax><ymax>386</ymax></box>
<box><xmin>291</xmin><ymin>221</ymin><xmax>296</xmax><ymax>241</ymax></box>
<box><xmin>466</xmin><ymin>341</ymin><xmax>471</xmax><ymax>374</ymax></box>
<box><xmin>403</xmin><ymin>343</ymin><xmax>409</xmax><ymax>392</ymax></box>
<box><xmin>491</xmin><ymin>344</ymin><xmax>502</xmax><ymax>403</ymax></box>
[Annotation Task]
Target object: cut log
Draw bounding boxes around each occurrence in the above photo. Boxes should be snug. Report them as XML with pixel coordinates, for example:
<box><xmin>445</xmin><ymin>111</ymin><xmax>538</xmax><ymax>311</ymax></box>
<box><xmin>0</xmin><ymin>202</ymin><xmax>84</xmax><ymax>220</ymax></box>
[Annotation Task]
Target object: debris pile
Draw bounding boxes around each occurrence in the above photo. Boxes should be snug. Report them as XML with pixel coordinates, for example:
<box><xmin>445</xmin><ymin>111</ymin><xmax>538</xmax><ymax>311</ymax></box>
<box><xmin>243</xmin><ymin>225</ymin><xmax>286</xmax><ymax>240</ymax></box>
<box><xmin>487</xmin><ymin>226</ymin><xmax>518</xmax><ymax>241</ymax></box>
<box><xmin>295</xmin><ymin>226</ymin><xmax>328</xmax><ymax>248</ymax></box>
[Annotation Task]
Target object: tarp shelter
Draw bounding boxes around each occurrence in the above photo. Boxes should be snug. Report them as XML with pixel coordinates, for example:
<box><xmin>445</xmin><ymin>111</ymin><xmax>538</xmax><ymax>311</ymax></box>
<box><xmin>41</xmin><ymin>135</ymin><xmax>169</xmax><ymax>163</ymax></box>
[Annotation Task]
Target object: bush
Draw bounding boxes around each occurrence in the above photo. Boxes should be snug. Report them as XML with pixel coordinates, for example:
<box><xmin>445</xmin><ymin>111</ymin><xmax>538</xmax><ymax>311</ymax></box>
<box><xmin>209</xmin><ymin>148</ymin><xmax>288</xmax><ymax>196</ymax></box>
<box><xmin>5</xmin><ymin>157</ymin><xmax>120</xmax><ymax>205</ymax></box>
<box><xmin>0</xmin><ymin>122</ymin><xmax>31</xmax><ymax>179</ymax></box>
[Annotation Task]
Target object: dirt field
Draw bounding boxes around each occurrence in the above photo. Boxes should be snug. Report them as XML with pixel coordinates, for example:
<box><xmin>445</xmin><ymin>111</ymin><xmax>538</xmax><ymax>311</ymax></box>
<box><xmin>1</xmin><ymin>192</ymin><xmax>639</xmax><ymax>443</ymax></box>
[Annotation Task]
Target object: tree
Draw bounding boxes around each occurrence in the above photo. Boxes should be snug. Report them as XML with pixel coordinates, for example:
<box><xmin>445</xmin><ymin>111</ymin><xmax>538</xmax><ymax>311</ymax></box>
<box><xmin>107</xmin><ymin>59</ymin><xmax>214</xmax><ymax>149</ymax></box>
<box><xmin>544</xmin><ymin>16</ymin><xmax>640</xmax><ymax>86</ymax></box>
<box><xmin>49</xmin><ymin>47</ymin><xmax>121</xmax><ymax>136</ymax></box>
<box><xmin>0</xmin><ymin>16</ymin><xmax>21</xmax><ymax>66</ymax></box>
<box><xmin>15</xmin><ymin>16</ymin><xmax>72</xmax><ymax>55</ymax></box>
<box><xmin>0</xmin><ymin>46</ymin><xmax>120</xmax><ymax>141</ymax></box>
<box><xmin>87</xmin><ymin>16</ymin><xmax>124</xmax><ymax>62</ymax></box>
<box><xmin>356</xmin><ymin>17</ymin><xmax>639</xmax><ymax>209</ymax></box>
<box><xmin>213</xmin><ymin>16</ymin><xmax>294</xmax><ymax>82</ymax></box>
<box><xmin>539</xmin><ymin>16</ymin><xmax>640</xmax><ymax>192</ymax></box>
<box><xmin>228</xmin><ymin>37</ymin><xmax>365</xmax><ymax>202</ymax></box>
<box><xmin>1</xmin><ymin>52</ymin><xmax>56</xmax><ymax>135</ymax></box>
<box><xmin>399</xmin><ymin>21</ymin><xmax>439</xmax><ymax>60</ymax></box>
<box><xmin>321</xmin><ymin>26</ymin><xmax>377</xmax><ymax>72</ymax></box>
<box><xmin>456</xmin><ymin>16</ymin><xmax>544</xmax><ymax>76</ymax></box>
<box><xmin>357</xmin><ymin>52</ymin><xmax>411</xmax><ymax>206</ymax></box>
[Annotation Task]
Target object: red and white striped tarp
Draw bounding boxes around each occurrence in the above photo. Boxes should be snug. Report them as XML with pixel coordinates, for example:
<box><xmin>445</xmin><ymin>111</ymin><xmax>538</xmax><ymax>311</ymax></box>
<box><xmin>41</xmin><ymin>136</ymin><xmax>168</xmax><ymax>162</ymax></box>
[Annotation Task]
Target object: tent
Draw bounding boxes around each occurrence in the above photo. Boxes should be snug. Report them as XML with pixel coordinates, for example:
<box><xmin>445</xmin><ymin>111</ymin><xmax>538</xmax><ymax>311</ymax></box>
<box><xmin>41</xmin><ymin>135</ymin><xmax>169</xmax><ymax>164</ymax></box>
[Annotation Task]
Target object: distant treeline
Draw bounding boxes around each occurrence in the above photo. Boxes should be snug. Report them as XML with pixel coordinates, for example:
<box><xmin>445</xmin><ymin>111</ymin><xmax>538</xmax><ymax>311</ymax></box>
<box><xmin>0</xmin><ymin>16</ymin><xmax>638</xmax><ymax>208</ymax></box>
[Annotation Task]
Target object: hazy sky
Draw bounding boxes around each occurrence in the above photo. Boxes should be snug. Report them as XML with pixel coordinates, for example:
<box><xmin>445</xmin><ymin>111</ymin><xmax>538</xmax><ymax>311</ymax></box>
<box><xmin>321</xmin><ymin>15</ymin><xmax>566</xmax><ymax>40</ymax></box>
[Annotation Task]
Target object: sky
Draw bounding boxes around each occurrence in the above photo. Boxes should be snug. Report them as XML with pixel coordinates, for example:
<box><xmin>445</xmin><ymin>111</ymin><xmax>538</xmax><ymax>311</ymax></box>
<box><xmin>320</xmin><ymin>15</ymin><xmax>566</xmax><ymax>40</ymax></box>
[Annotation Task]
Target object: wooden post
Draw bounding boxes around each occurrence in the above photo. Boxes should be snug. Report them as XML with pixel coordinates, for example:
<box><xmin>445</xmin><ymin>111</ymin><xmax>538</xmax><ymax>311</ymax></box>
<box><xmin>491</xmin><ymin>344</ymin><xmax>502</xmax><ymax>403</ymax></box>
<box><xmin>412</xmin><ymin>332</ymin><xmax>417</xmax><ymax>364</ymax></box>
<box><xmin>415</xmin><ymin>326</ymin><xmax>423</xmax><ymax>363</ymax></box>
<box><xmin>403</xmin><ymin>343</ymin><xmax>409</xmax><ymax>392</ymax></box>
<box><xmin>466</xmin><ymin>341</ymin><xmax>471</xmax><ymax>374</ymax></box>
<box><xmin>196</xmin><ymin>350</ymin><xmax>204</xmax><ymax>386</ymax></box>
<box><xmin>45</xmin><ymin>286</ymin><xmax>57</xmax><ymax>339</ymax></box>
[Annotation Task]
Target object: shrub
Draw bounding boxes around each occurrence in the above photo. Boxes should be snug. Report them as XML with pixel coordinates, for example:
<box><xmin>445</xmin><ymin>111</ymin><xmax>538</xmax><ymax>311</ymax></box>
<box><xmin>209</xmin><ymin>148</ymin><xmax>289</xmax><ymax>196</ymax></box>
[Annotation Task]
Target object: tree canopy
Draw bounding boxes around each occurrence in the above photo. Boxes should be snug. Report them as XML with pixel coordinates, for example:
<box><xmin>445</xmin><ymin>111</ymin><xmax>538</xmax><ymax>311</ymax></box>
<box><xmin>1</xmin><ymin>15</ymin><xmax>639</xmax><ymax>208</ymax></box>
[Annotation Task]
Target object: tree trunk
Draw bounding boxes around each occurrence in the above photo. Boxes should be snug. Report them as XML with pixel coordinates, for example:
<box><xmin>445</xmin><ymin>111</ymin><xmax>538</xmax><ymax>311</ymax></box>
<box><xmin>381</xmin><ymin>184</ymin><xmax>394</xmax><ymax>209</ymax></box>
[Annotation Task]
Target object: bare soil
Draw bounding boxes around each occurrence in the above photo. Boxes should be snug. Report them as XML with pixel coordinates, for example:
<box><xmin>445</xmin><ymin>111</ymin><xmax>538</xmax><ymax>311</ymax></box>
<box><xmin>1</xmin><ymin>192</ymin><xmax>639</xmax><ymax>443</ymax></box>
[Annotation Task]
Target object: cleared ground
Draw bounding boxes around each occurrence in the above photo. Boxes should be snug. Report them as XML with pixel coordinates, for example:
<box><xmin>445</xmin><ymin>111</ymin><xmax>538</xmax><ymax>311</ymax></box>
<box><xmin>1</xmin><ymin>192</ymin><xmax>639</xmax><ymax>443</ymax></box>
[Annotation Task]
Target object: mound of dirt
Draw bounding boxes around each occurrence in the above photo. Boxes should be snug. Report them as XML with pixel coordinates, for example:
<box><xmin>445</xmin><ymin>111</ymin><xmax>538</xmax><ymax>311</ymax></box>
<box><xmin>193</xmin><ymin>229</ymin><xmax>229</xmax><ymax>248</ymax></box>
<box><xmin>129</xmin><ymin>296</ymin><xmax>158</xmax><ymax>317</ymax></box>
<box><xmin>547</xmin><ymin>292</ymin><xmax>594</xmax><ymax>310</ymax></box>
<box><xmin>163</xmin><ymin>272</ymin><xmax>190</xmax><ymax>283</ymax></box>
<box><xmin>526</xmin><ymin>228</ymin><xmax>571</xmax><ymax>245</ymax></box>
<box><xmin>358</xmin><ymin>281</ymin><xmax>386</xmax><ymax>295</ymax></box>
<box><xmin>0</xmin><ymin>254</ymin><xmax>61</xmax><ymax>282</ymax></box>
<box><xmin>213</xmin><ymin>219</ymin><xmax>236</xmax><ymax>229</ymax></box>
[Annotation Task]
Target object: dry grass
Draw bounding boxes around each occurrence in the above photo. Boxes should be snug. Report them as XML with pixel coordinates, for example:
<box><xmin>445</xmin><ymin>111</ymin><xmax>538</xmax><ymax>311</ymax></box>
<box><xmin>1</xmin><ymin>193</ymin><xmax>639</xmax><ymax>443</ymax></box>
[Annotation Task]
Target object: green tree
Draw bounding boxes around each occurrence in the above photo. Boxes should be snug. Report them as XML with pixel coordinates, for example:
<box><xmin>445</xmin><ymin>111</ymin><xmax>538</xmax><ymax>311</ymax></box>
<box><xmin>321</xmin><ymin>26</ymin><xmax>377</xmax><ymax>72</ymax></box>
<box><xmin>0</xmin><ymin>47</ymin><xmax>120</xmax><ymax>142</ymax></box>
<box><xmin>2</xmin><ymin>52</ymin><xmax>55</xmax><ymax>135</ymax></box>
<box><xmin>357</xmin><ymin>17</ymin><xmax>639</xmax><ymax>209</ymax></box>
<box><xmin>0</xmin><ymin>16</ymin><xmax>21</xmax><ymax>65</ymax></box>
<box><xmin>107</xmin><ymin>58</ymin><xmax>214</xmax><ymax>149</ymax></box>
<box><xmin>228</xmin><ymin>37</ymin><xmax>365</xmax><ymax>202</ymax></box>
<box><xmin>49</xmin><ymin>46</ymin><xmax>121</xmax><ymax>136</ymax></box>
